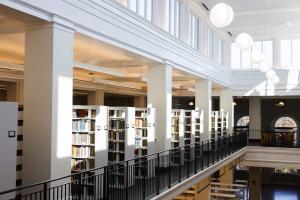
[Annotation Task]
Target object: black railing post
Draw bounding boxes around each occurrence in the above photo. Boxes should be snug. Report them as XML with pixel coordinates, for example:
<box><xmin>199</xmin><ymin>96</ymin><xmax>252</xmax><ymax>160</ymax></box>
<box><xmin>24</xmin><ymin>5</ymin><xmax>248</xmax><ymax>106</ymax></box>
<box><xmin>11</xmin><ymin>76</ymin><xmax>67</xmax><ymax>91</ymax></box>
<box><xmin>179</xmin><ymin>148</ymin><xmax>181</xmax><ymax>182</ymax></box>
<box><xmin>194</xmin><ymin>145</ymin><xmax>197</xmax><ymax>174</ymax></box>
<box><xmin>43</xmin><ymin>182</ymin><xmax>47</xmax><ymax>200</ymax></box>
<box><xmin>125</xmin><ymin>161</ymin><xmax>129</xmax><ymax>200</ymax></box>
<box><xmin>78</xmin><ymin>173</ymin><xmax>82</xmax><ymax>200</ymax></box>
<box><xmin>187</xmin><ymin>147</ymin><xmax>190</xmax><ymax>178</ymax></box>
<box><xmin>168</xmin><ymin>150</ymin><xmax>171</xmax><ymax>188</ymax></box>
<box><xmin>201</xmin><ymin>141</ymin><xmax>204</xmax><ymax>170</ymax></box>
<box><xmin>104</xmin><ymin>166</ymin><xmax>108</xmax><ymax>199</ymax></box>
<box><xmin>212</xmin><ymin>140</ymin><xmax>215</xmax><ymax>164</ymax></box>
<box><xmin>142</xmin><ymin>159</ymin><xmax>146</xmax><ymax>200</ymax></box>
<box><xmin>207</xmin><ymin>142</ymin><xmax>209</xmax><ymax>167</ymax></box>
<box><xmin>156</xmin><ymin>153</ymin><xmax>160</xmax><ymax>195</ymax></box>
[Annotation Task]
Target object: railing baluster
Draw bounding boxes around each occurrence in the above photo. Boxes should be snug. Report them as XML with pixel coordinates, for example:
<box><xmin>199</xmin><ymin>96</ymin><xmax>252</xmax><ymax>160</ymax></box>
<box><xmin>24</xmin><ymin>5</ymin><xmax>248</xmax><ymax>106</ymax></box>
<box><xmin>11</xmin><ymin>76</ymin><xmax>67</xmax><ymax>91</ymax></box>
<box><xmin>156</xmin><ymin>153</ymin><xmax>160</xmax><ymax>195</ymax></box>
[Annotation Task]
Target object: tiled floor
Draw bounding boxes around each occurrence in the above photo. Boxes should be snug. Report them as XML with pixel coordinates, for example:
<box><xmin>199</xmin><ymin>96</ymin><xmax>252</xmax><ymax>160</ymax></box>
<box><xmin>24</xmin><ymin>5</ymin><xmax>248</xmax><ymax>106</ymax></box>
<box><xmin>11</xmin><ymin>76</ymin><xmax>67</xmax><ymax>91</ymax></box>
<box><xmin>262</xmin><ymin>185</ymin><xmax>300</xmax><ymax>200</ymax></box>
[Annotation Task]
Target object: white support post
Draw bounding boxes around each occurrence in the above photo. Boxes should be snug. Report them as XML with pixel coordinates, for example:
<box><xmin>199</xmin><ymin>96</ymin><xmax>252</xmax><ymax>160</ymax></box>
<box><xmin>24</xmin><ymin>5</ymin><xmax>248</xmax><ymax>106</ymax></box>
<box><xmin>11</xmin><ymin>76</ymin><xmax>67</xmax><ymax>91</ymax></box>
<box><xmin>23</xmin><ymin>24</ymin><xmax>74</xmax><ymax>185</ymax></box>
<box><xmin>220</xmin><ymin>88</ymin><xmax>233</xmax><ymax>132</ymax></box>
<box><xmin>195</xmin><ymin>80</ymin><xmax>212</xmax><ymax>141</ymax></box>
<box><xmin>147</xmin><ymin>64</ymin><xmax>172</xmax><ymax>152</ymax></box>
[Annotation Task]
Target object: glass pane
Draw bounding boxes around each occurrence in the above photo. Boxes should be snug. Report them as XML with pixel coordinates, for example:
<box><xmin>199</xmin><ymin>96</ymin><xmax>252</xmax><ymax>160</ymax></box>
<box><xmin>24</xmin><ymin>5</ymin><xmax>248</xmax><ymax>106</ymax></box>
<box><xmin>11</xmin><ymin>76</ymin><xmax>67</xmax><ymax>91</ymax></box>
<box><xmin>231</xmin><ymin>44</ymin><xmax>240</xmax><ymax>69</ymax></box>
<box><xmin>292</xmin><ymin>39</ymin><xmax>300</xmax><ymax>67</ymax></box>
<box><xmin>175</xmin><ymin>0</ymin><xmax>180</xmax><ymax>38</ymax></box>
<box><xmin>207</xmin><ymin>29</ymin><xmax>213</xmax><ymax>58</ymax></box>
<box><xmin>241</xmin><ymin>49</ymin><xmax>251</xmax><ymax>69</ymax></box>
<box><xmin>129</xmin><ymin>0</ymin><xmax>137</xmax><ymax>12</ymax></box>
<box><xmin>263</xmin><ymin>40</ymin><xmax>273</xmax><ymax>68</ymax></box>
<box><xmin>281</xmin><ymin>40</ymin><xmax>292</xmax><ymax>68</ymax></box>
<box><xmin>137</xmin><ymin>0</ymin><xmax>145</xmax><ymax>17</ymax></box>
<box><xmin>146</xmin><ymin>0</ymin><xmax>152</xmax><ymax>21</ymax></box>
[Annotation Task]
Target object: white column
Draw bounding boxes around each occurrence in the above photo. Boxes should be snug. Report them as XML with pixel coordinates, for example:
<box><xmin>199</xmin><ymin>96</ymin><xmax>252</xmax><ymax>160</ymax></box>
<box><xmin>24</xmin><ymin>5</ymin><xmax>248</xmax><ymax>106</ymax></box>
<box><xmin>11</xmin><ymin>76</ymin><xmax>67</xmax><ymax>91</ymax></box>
<box><xmin>147</xmin><ymin>64</ymin><xmax>172</xmax><ymax>152</ymax></box>
<box><xmin>220</xmin><ymin>88</ymin><xmax>234</xmax><ymax>131</ymax></box>
<box><xmin>179</xmin><ymin>0</ymin><xmax>191</xmax><ymax>44</ymax></box>
<box><xmin>23</xmin><ymin>24</ymin><xmax>73</xmax><ymax>185</ymax></box>
<box><xmin>152</xmin><ymin>0</ymin><xmax>168</xmax><ymax>31</ymax></box>
<box><xmin>195</xmin><ymin>80</ymin><xmax>212</xmax><ymax>141</ymax></box>
<box><xmin>273</xmin><ymin>38</ymin><xmax>281</xmax><ymax>69</ymax></box>
<box><xmin>249</xmin><ymin>97</ymin><xmax>261</xmax><ymax>139</ymax></box>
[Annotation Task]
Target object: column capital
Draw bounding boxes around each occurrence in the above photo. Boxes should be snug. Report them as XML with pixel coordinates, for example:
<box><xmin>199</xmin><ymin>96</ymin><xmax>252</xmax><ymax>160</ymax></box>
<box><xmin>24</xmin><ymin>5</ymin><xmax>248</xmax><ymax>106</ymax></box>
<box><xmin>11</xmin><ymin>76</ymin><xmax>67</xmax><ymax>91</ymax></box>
<box><xmin>25</xmin><ymin>16</ymin><xmax>75</xmax><ymax>34</ymax></box>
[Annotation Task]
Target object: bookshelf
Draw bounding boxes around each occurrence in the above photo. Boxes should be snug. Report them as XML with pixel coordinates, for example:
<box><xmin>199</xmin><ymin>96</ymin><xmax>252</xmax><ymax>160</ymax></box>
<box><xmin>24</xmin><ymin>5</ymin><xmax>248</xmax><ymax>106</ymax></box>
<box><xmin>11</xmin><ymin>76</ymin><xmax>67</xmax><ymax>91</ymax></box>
<box><xmin>0</xmin><ymin>102</ymin><xmax>18</xmax><ymax>199</ymax></box>
<box><xmin>171</xmin><ymin>109</ymin><xmax>184</xmax><ymax>165</ymax></box>
<box><xmin>108</xmin><ymin>107</ymin><xmax>135</xmax><ymax>188</ymax></box>
<box><xmin>134</xmin><ymin>108</ymin><xmax>155</xmax><ymax>178</ymax></box>
<box><xmin>71</xmin><ymin>106</ymin><xmax>97</xmax><ymax>173</ymax></box>
<box><xmin>194</xmin><ymin>110</ymin><xmax>204</xmax><ymax>144</ymax></box>
<box><xmin>184</xmin><ymin>110</ymin><xmax>192</xmax><ymax>161</ymax></box>
<box><xmin>211</xmin><ymin>111</ymin><xmax>221</xmax><ymax>139</ymax></box>
<box><xmin>221</xmin><ymin>110</ymin><xmax>229</xmax><ymax>136</ymax></box>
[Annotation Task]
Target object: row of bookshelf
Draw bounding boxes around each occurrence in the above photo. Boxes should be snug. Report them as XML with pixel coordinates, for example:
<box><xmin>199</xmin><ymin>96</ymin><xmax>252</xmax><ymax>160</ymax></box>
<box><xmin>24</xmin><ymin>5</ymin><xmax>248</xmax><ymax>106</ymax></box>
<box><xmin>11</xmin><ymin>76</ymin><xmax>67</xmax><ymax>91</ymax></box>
<box><xmin>72</xmin><ymin>134</ymin><xmax>94</xmax><ymax>145</ymax></box>
<box><xmin>72</xmin><ymin>146</ymin><xmax>94</xmax><ymax>158</ymax></box>
<box><xmin>72</xmin><ymin>120</ymin><xmax>95</xmax><ymax>132</ymax></box>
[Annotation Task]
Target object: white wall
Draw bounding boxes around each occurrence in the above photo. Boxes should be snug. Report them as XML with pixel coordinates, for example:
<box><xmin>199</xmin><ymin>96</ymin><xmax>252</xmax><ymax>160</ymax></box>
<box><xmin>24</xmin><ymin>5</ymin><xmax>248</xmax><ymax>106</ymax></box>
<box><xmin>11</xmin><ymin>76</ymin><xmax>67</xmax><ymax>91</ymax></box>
<box><xmin>2</xmin><ymin>0</ymin><xmax>231</xmax><ymax>87</ymax></box>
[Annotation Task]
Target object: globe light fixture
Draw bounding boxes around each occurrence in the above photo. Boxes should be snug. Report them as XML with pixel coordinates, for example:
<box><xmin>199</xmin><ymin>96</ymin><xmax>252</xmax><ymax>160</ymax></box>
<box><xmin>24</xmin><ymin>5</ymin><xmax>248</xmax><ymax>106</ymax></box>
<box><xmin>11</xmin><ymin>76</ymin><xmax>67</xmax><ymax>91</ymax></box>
<box><xmin>259</xmin><ymin>62</ymin><xmax>271</xmax><ymax>72</ymax></box>
<box><xmin>250</xmin><ymin>50</ymin><xmax>264</xmax><ymax>64</ymax></box>
<box><xmin>209</xmin><ymin>3</ymin><xmax>234</xmax><ymax>28</ymax></box>
<box><xmin>235</xmin><ymin>33</ymin><xmax>253</xmax><ymax>50</ymax></box>
<box><xmin>265</xmin><ymin>69</ymin><xmax>276</xmax><ymax>79</ymax></box>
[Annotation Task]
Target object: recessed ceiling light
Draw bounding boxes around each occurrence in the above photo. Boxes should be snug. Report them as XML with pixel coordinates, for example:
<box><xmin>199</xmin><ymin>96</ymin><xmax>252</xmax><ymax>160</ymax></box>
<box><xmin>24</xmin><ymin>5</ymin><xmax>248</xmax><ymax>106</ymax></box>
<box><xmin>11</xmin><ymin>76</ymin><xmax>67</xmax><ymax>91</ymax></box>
<box><xmin>286</xmin><ymin>22</ymin><xmax>293</xmax><ymax>26</ymax></box>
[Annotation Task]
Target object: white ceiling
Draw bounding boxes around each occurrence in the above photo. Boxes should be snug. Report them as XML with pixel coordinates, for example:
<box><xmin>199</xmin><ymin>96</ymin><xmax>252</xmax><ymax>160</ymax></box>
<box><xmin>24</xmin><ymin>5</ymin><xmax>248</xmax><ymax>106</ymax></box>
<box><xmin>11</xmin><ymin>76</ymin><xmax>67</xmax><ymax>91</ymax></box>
<box><xmin>199</xmin><ymin>0</ymin><xmax>300</xmax><ymax>39</ymax></box>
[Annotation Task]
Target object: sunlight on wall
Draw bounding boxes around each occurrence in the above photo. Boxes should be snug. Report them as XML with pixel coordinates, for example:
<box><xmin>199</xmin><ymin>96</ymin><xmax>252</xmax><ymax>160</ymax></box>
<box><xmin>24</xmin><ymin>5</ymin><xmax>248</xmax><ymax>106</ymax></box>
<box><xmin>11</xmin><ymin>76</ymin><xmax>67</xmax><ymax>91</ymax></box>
<box><xmin>56</xmin><ymin>76</ymin><xmax>72</xmax><ymax>158</ymax></box>
<box><xmin>166</xmin><ymin>92</ymin><xmax>172</xmax><ymax>140</ymax></box>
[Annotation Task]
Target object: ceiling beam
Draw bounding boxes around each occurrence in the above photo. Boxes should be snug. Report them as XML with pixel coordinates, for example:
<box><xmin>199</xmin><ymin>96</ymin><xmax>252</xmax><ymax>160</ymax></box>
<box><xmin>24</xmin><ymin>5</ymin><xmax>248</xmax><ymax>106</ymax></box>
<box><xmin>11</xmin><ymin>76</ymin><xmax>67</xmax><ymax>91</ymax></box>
<box><xmin>0</xmin><ymin>61</ymin><xmax>24</xmax><ymax>70</ymax></box>
<box><xmin>74</xmin><ymin>61</ymin><xmax>125</xmax><ymax>77</ymax></box>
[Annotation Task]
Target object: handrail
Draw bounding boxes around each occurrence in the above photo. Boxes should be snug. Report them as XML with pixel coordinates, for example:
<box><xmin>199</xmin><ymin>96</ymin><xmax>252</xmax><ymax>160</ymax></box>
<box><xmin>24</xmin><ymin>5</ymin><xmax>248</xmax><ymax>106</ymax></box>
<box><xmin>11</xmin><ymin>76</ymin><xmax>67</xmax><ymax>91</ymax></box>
<box><xmin>0</xmin><ymin>130</ymin><xmax>248</xmax><ymax>199</ymax></box>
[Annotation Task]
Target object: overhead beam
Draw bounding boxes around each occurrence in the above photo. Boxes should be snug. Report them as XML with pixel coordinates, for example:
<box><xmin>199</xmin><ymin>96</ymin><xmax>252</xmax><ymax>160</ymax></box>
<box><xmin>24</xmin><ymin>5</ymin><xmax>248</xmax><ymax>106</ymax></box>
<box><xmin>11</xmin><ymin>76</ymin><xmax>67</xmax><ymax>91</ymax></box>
<box><xmin>74</xmin><ymin>61</ymin><xmax>125</xmax><ymax>77</ymax></box>
<box><xmin>0</xmin><ymin>61</ymin><xmax>24</xmax><ymax>71</ymax></box>
<box><xmin>0</xmin><ymin>60</ymin><xmax>126</xmax><ymax>77</ymax></box>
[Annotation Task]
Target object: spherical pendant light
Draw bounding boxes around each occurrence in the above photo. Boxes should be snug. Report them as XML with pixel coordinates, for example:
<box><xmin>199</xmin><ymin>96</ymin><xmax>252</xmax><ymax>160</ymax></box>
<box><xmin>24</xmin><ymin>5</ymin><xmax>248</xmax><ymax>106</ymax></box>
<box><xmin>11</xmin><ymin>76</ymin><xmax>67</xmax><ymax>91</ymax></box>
<box><xmin>259</xmin><ymin>62</ymin><xmax>271</xmax><ymax>72</ymax></box>
<box><xmin>209</xmin><ymin>3</ymin><xmax>234</xmax><ymax>28</ymax></box>
<box><xmin>235</xmin><ymin>33</ymin><xmax>253</xmax><ymax>50</ymax></box>
<box><xmin>250</xmin><ymin>51</ymin><xmax>264</xmax><ymax>64</ymax></box>
<box><xmin>265</xmin><ymin>69</ymin><xmax>276</xmax><ymax>79</ymax></box>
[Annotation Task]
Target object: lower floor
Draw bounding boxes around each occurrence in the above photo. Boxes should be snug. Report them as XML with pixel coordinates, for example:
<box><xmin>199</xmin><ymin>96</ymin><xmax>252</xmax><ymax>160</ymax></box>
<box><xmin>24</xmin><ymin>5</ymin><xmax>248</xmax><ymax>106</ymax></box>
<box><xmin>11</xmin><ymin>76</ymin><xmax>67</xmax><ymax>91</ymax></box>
<box><xmin>262</xmin><ymin>185</ymin><xmax>300</xmax><ymax>200</ymax></box>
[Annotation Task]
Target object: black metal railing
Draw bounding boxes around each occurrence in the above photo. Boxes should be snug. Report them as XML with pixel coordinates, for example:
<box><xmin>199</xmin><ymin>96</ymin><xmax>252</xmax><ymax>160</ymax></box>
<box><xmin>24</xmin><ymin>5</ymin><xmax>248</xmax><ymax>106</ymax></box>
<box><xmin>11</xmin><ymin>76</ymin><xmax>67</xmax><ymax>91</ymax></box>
<box><xmin>246</xmin><ymin>127</ymin><xmax>300</xmax><ymax>148</ymax></box>
<box><xmin>0</xmin><ymin>131</ymin><xmax>248</xmax><ymax>200</ymax></box>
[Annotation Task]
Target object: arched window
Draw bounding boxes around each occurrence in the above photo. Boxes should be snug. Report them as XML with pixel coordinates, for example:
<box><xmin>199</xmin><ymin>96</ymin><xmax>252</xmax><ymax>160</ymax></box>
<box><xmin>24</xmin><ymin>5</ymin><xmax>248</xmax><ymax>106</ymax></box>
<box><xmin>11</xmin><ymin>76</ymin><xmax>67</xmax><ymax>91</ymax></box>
<box><xmin>237</xmin><ymin>116</ymin><xmax>249</xmax><ymax>127</ymax></box>
<box><xmin>275</xmin><ymin>116</ymin><xmax>297</xmax><ymax>129</ymax></box>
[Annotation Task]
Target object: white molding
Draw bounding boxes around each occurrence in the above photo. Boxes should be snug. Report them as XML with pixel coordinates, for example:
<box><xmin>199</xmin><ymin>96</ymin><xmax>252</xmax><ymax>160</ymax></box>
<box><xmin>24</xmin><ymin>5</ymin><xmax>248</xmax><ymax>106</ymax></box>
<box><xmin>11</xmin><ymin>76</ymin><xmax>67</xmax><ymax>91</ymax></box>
<box><xmin>2</xmin><ymin>0</ymin><xmax>231</xmax><ymax>87</ymax></box>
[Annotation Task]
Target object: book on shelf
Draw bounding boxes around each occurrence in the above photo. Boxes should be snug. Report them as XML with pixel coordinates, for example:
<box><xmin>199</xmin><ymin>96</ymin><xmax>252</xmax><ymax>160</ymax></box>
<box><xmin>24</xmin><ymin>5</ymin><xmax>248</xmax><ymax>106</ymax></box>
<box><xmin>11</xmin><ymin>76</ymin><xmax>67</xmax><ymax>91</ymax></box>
<box><xmin>72</xmin><ymin>146</ymin><xmax>94</xmax><ymax>158</ymax></box>
<box><xmin>72</xmin><ymin>134</ymin><xmax>92</xmax><ymax>145</ymax></box>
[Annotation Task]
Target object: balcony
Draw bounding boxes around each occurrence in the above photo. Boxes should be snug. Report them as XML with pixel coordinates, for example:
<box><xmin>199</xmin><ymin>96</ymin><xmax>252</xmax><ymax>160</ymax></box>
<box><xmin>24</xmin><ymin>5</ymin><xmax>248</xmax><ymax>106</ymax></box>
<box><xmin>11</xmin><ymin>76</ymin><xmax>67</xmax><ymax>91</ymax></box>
<box><xmin>0</xmin><ymin>132</ymin><xmax>247</xmax><ymax>200</ymax></box>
